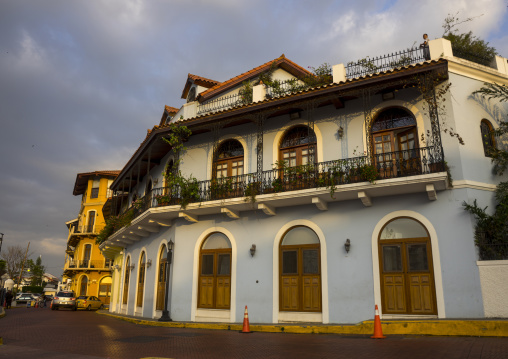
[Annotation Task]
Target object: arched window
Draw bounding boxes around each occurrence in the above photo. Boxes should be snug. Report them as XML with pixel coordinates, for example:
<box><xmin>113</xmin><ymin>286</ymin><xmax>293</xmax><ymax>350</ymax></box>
<box><xmin>86</xmin><ymin>211</ymin><xmax>96</xmax><ymax>233</ymax></box>
<box><xmin>156</xmin><ymin>244</ymin><xmax>168</xmax><ymax>311</ymax></box>
<box><xmin>98</xmin><ymin>276</ymin><xmax>112</xmax><ymax>305</ymax></box>
<box><xmin>480</xmin><ymin>119</ymin><xmax>496</xmax><ymax>157</ymax></box>
<box><xmin>378</xmin><ymin>217</ymin><xmax>436</xmax><ymax>315</ymax></box>
<box><xmin>145</xmin><ymin>179</ymin><xmax>152</xmax><ymax>196</ymax></box>
<box><xmin>279</xmin><ymin>126</ymin><xmax>317</xmax><ymax>167</ymax></box>
<box><xmin>187</xmin><ymin>87</ymin><xmax>196</xmax><ymax>102</ymax></box>
<box><xmin>137</xmin><ymin>252</ymin><xmax>146</xmax><ymax>308</ymax></box>
<box><xmin>80</xmin><ymin>276</ymin><xmax>88</xmax><ymax>296</ymax></box>
<box><xmin>122</xmin><ymin>257</ymin><xmax>130</xmax><ymax>305</ymax></box>
<box><xmin>82</xmin><ymin>244</ymin><xmax>92</xmax><ymax>268</ymax></box>
<box><xmin>213</xmin><ymin>139</ymin><xmax>244</xmax><ymax>178</ymax></box>
<box><xmin>280</xmin><ymin>226</ymin><xmax>321</xmax><ymax>312</ymax></box>
<box><xmin>371</xmin><ymin>108</ymin><xmax>419</xmax><ymax>177</ymax></box>
<box><xmin>198</xmin><ymin>233</ymin><xmax>232</xmax><ymax>309</ymax></box>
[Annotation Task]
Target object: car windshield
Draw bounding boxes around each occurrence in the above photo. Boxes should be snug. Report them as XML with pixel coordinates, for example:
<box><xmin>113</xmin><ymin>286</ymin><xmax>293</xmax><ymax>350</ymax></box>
<box><xmin>57</xmin><ymin>292</ymin><xmax>74</xmax><ymax>297</ymax></box>
<box><xmin>78</xmin><ymin>296</ymin><xmax>87</xmax><ymax>299</ymax></box>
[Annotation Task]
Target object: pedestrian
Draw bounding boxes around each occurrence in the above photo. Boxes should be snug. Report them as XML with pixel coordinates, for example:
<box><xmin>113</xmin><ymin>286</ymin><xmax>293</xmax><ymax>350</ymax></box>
<box><xmin>420</xmin><ymin>33</ymin><xmax>430</xmax><ymax>60</ymax></box>
<box><xmin>40</xmin><ymin>294</ymin><xmax>46</xmax><ymax>308</ymax></box>
<box><xmin>5</xmin><ymin>290</ymin><xmax>13</xmax><ymax>309</ymax></box>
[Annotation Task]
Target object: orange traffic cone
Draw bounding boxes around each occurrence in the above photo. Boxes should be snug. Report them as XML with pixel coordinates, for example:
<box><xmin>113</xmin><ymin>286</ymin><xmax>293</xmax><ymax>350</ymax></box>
<box><xmin>241</xmin><ymin>305</ymin><xmax>251</xmax><ymax>333</ymax></box>
<box><xmin>35</xmin><ymin>301</ymin><xmax>39</xmax><ymax>308</ymax></box>
<box><xmin>371</xmin><ymin>304</ymin><xmax>386</xmax><ymax>339</ymax></box>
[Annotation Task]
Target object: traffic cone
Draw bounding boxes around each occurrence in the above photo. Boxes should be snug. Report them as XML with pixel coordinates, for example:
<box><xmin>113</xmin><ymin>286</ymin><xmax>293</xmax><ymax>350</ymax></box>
<box><xmin>35</xmin><ymin>301</ymin><xmax>39</xmax><ymax>308</ymax></box>
<box><xmin>371</xmin><ymin>304</ymin><xmax>386</xmax><ymax>339</ymax></box>
<box><xmin>241</xmin><ymin>305</ymin><xmax>251</xmax><ymax>333</ymax></box>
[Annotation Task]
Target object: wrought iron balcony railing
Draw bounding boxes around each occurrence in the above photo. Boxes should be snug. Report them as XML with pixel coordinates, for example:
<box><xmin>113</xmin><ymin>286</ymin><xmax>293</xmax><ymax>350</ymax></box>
<box><xmin>122</xmin><ymin>146</ymin><xmax>444</xmax><ymax>218</ymax></box>
<box><xmin>451</xmin><ymin>48</ymin><xmax>495</xmax><ymax>68</ymax></box>
<box><xmin>197</xmin><ymin>93</ymin><xmax>249</xmax><ymax>116</ymax></box>
<box><xmin>70</xmin><ymin>225</ymin><xmax>105</xmax><ymax>235</ymax></box>
<box><xmin>65</xmin><ymin>260</ymin><xmax>112</xmax><ymax>270</ymax></box>
<box><xmin>346</xmin><ymin>47</ymin><xmax>426</xmax><ymax>79</ymax></box>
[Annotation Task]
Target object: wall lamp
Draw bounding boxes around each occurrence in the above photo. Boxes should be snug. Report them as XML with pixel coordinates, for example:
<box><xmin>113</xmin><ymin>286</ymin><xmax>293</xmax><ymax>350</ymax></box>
<box><xmin>128</xmin><ymin>265</ymin><xmax>135</xmax><ymax>271</ymax></box>
<box><xmin>146</xmin><ymin>259</ymin><xmax>152</xmax><ymax>268</ymax></box>
<box><xmin>250</xmin><ymin>244</ymin><xmax>256</xmax><ymax>257</ymax></box>
<box><xmin>112</xmin><ymin>264</ymin><xmax>120</xmax><ymax>271</ymax></box>
<box><xmin>338</xmin><ymin>126</ymin><xmax>344</xmax><ymax>139</ymax></box>
<box><xmin>344</xmin><ymin>239</ymin><xmax>351</xmax><ymax>253</ymax></box>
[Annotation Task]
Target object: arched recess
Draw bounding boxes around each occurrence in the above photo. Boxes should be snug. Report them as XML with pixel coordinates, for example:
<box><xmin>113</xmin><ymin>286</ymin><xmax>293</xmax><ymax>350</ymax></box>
<box><xmin>206</xmin><ymin>135</ymin><xmax>248</xmax><ymax>180</ymax></box>
<box><xmin>82</xmin><ymin>244</ymin><xmax>92</xmax><ymax>268</ymax></box>
<box><xmin>86</xmin><ymin>210</ymin><xmax>96</xmax><ymax>233</ymax></box>
<box><xmin>272</xmin><ymin>121</ymin><xmax>324</xmax><ymax>166</ymax></box>
<box><xmin>191</xmin><ymin>227</ymin><xmax>237</xmax><ymax>323</ymax></box>
<box><xmin>122</xmin><ymin>255</ymin><xmax>131</xmax><ymax>306</ymax></box>
<box><xmin>362</xmin><ymin>100</ymin><xmax>425</xmax><ymax>158</ymax></box>
<box><xmin>79</xmin><ymin>275</ymin><xmax>88</xmax><ymax>296</ymax></box>
<box><xmin>273</xmin><ymin>220</ymin><xmax>329</xmax><ymax>324</ymax></box>
<box><xmin>371</xmin><ymin>211</ymin><xmax>445</xmax><ymax>319</ymax></box>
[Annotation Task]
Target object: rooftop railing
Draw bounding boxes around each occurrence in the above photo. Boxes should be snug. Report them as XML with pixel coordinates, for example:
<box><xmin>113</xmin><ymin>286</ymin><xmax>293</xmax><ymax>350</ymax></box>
<box><xmin>197</xmin><ymin>92</ymin><xmax>248</xmax><ymax>116</ymax></box>
<box><xmin>70</xmin><ymin>225</ymin><xmax>105</xmax><ymax>235</ymax></box>
<box><xmin>122</xmin><ymin>146</ymin><xmax>444</xmax><ymax>218</ymax></box>
<box><xmin>346</xmin><ymin>47</ymin><xmax>426</xmax><ymax>79</ymax></box>
<box><xmin>451</xmin><ymin>48</ymin><xmax>495</xmax><ymax>68</ymax></box>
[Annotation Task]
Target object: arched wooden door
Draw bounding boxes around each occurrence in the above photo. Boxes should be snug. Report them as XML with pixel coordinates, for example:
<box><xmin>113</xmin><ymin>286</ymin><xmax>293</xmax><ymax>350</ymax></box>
<box><xmin>80</xmin><ymin>276</ymin><xmax>88</xmax><ymax>296</ymax></box>
<box><xmin>98</xmin><ymin>276</ymin><xmax>112</xmax><ymax>304</ymax></box>
<box><xmin>122</xmin><ymin>257</ymin><xmax>130</xmax><ymax>305</ymax></box>
<box><xmin>156</xmin><ymin>245</ymin><xmax>168</xmax><ymax>310</ymax></box>
<box><xmin>198</xmin><ymin>233</ymin><xmax>231</xmax><ymax>309</ymax></box>
<box><xmin>379</xmin><ymin>217</ymin><xmax>437</xmax><ymax>315</ymax></box>
<box><xmin>137</xmin><ymin>252</ymin><xmax>146</xmax><ymax>308</ymax></box>
<box><xmin>280</xmin><ymin>226</ymin><xmax>321</xmax><ymax>312</ymax></box>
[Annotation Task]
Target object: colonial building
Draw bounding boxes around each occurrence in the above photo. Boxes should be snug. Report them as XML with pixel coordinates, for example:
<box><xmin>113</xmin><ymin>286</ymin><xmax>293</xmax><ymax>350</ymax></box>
<box><xmin>63</xmin><ymin>170</ymin><xmax>120</xmax><ymax>305</ymax></box>
<box><xmin>99</xmin><ymin>38</ymin><xmax>508</xmax><ymax>323</ymax></box>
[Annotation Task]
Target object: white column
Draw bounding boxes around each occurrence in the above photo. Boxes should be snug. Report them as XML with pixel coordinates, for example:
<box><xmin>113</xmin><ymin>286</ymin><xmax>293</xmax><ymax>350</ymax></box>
<box><xmin>429</xmin><ymin>38</ymin><xmax>453</xmax><ymax>60</ymax></box>
<box><xmin>332</xmin><ymin>64</ymin><xmax>346</xmax><ymax>83</ymax></box>
<box><xmin>253</xmin><ymin>83</ymin><xmax>266</xmax><ymax>102</ymax></box>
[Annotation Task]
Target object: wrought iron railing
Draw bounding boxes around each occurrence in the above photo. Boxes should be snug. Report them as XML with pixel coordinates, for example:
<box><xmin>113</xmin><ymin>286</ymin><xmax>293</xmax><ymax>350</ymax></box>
<box><xmin>266</xmin><ymin>79</ymin><xmax>307</xmax><ymax>98</ymax></box>
<box><xmin>65</xmin><ymin>259</ymin><xmax>112</xmax><ymax>269</ymax></box>
<box><xmin>346</xmin><ymin>47</ymin><xmax>426</xmax><ymax>79</ymax></box>
<box><xmin>197</xmin><ymin>93</ymin><xmax>248</xmax><ymax>116</ymax></box>
<box><xmin>452</xmin><ymin>48</ymin><xmax>495</xmax><ymax>68</ymax></box>
<box><xmin>71</xmin><ymin>225</ymin><xmax>105</xmax><ymax>235</ymax></box>
<box><xmin>121</xmin><ymin>146</ymin><xmax>444</xmax><ymax>217</ymax></box>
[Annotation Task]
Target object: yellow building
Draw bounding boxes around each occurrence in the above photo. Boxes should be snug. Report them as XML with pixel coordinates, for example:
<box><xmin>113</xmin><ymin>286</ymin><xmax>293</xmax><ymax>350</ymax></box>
<box><xmin>63</xmin><ymin>170</ymin><xmax>120</xmax><ymax>305</ymax></box>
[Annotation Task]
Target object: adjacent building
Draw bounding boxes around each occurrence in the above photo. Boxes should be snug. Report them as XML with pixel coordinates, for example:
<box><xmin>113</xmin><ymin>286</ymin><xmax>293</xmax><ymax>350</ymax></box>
<box><xmin>63</xmin><ymin>170</ymin><xmax>120</xmax><ymax>305</ymax></box>
<box><xmin>99</xmin><ymin>38</ymin><xmax>508</xmax><ymax>323</ymax></box>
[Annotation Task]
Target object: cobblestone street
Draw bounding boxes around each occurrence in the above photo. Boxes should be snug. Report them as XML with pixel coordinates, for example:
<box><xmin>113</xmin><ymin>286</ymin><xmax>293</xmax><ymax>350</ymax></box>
<box><xmin>1</xmin><ymin>307</ymin><xmax>508</xmax><ymax>358</ymax></box>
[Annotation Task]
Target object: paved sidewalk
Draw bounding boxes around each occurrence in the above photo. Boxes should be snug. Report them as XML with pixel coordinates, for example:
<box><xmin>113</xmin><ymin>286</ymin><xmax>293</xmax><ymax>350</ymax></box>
<box><xmin>98</xmin><ymin>310</ymin><xmax>508</xmax><ymax>337</ymax></box>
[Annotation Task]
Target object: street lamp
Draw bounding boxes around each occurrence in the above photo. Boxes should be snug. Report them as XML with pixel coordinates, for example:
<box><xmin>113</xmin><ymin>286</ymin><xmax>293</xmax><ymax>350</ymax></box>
<box><xmin>159</xmin><ymin>240</ymin><xmax>174</xmax><ymax>322</ymax></box>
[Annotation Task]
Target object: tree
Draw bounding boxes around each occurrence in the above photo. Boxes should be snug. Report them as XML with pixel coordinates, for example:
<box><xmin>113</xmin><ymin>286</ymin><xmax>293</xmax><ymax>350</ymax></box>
<box><xmin>463</xmin><ymin>83</ymin><xmax>508</xmax><ymax>259</ymax></box>
<box><xmin>0</xmin><ymin>245</ymin><xmax>30</xmax><ymax>280</ymax></box>
<box><xmin>27</xmin><ymin>256</ymin><xmax>46</xmax><ymax>287</ymax></box>
<box><xmin>0</xmin><ymin>259</ymin><xmax>6</xmax><ymax>277</ymax></box>
<box><xmin>442</xmin><ymin>13</ymin><xmax>498</xmax><ymax>66</ymax></box>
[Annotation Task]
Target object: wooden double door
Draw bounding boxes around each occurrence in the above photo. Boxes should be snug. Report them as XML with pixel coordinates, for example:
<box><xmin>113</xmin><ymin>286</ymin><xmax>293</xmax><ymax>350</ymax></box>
<box><xmin>280</xmin><ymin>244</ymin><xmax>321</xmax><ymax>312</ymax></box>
<box><xmin>198</xmin><ymin>249</ymin><xmax>231</xmax><ymax>309</ymax></box>
<box><xmin>379</xmin><ymin>238</ymin><xmax>437</xmax><ymax>315</ymax></box>
<box><xmin>373</xmin><ymin>128</ymin><xmax>419</xmax><ymax>178</ymax></box>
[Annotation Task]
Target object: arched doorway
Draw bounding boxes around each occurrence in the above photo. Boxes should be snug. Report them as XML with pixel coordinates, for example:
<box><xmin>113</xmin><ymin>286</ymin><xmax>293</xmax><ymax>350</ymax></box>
<box><xmin>122</xmin><ymin>257</ymin><xmax>130</xmax><ymax>305</ymax></box>
<box><xmin>198</xmin><ymin>233</ymin><xmax>232</xmax><ymax>309</ymax></box>
<box><xmin>378</xmin><ymin>217</ymin><xmax>437</xmax><ymax>315</ymax></box>
<box><xmin>371</xmin><ymin>107</ymin><xmax>419</xmax><ymax>178</ymax></box>
<box><xmin>98</xmin><ymin>276</ymin><xmax>112</xmax><ymax>305</ymax></box>
<box><xmin>156</xmin><ymin>244</ymin><xmax>168</xmax><ymax>311</ymax></box>
<box><xmin>136</xmin><ymin>252</ymin><xmax>146</xmax><ymax>308</ymax></box>
<box><xmin>279</xmin><ymin>226</ymin><xmax>321</xmax><ymax>312</ymax></box>
<box><xmin>79</xmin><ymin>275</ymin><xmax>88</xmax><ymax>296</ymax></box>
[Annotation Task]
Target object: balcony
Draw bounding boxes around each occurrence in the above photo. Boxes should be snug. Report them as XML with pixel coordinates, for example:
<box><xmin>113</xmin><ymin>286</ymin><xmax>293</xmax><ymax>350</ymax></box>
<box><xmin>70</xmin><ymin>224</ymin><xmax>105</xmax><ymax>235</ymax></box>
<box><xmin>113</xmin><ymin>146</ymin><xmax>446</xmax><ymax>224</ymax></box>
<box><xmin>64</xmin><ymin>259</ymin><xmax>112</xmax><ymax>272</ymax></box>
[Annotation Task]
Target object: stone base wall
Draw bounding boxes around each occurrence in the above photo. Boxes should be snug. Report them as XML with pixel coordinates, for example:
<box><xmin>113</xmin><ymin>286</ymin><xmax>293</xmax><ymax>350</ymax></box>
<box><xmin>477</xmin><ymin>260</ymin><xmax>508</xmax><ymax>318</ymax></box>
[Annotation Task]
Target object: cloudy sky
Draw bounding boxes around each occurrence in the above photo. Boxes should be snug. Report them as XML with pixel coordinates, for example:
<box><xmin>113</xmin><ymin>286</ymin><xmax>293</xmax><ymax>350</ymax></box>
<box><xmin>1</xmin><ymin>0</ymin><xmax>507</xmax><ymax>278</ymax></box>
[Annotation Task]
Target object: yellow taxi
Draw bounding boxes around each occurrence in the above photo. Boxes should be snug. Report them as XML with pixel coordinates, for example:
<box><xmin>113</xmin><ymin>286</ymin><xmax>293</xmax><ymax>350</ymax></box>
<box><xmin>76</xmin><ymin>296</ymin><xmax>104</xmax><ymax>311</ymax></box>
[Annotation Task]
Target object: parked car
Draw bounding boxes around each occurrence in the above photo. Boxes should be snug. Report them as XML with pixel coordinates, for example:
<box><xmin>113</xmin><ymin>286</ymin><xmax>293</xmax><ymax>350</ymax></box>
<box><xmin>76</xmin><ymin>296</ymin><xmax>104</xmax><ymax>311</ymax></box>
<box><xmin>51</xmin><ymin>291</ymin><xmax>77</xmax><ymax>311</ymax></box>
<box><xmin>16</xmin><ymin>294</ymin><xmax>35</xmax><ymax>304</ymax></box>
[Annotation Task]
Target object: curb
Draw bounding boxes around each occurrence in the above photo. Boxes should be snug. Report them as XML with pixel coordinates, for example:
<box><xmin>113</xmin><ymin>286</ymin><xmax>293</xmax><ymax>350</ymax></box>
<box><xmin>97</xmin><ymin>311</ymin><xmax>508</xmax><ymax>337</ymax></box>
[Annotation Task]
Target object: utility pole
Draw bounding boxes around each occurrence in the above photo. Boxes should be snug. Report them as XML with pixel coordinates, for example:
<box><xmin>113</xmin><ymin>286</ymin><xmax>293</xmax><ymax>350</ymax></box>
<box><xmin>17</xmin><ymin>242</ymin><xmax>30</xmax><ymax>290</ymax></box>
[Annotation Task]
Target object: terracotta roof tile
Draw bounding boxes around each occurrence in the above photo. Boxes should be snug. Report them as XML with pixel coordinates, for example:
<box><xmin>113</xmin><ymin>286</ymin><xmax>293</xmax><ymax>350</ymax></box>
<box><xmin>159</xmin><ymin>106</ymin><xmax>180</xmax><ymax>126</ymax></box>
<box><xmin>73</xmin><ymin>170</ymin><xmax>120</xmax><ymax>196</ymax></box>
<box><xmin>181</xmin><ymin>73</ymin><xmax>221</xmax><ymax>99</ymax></box>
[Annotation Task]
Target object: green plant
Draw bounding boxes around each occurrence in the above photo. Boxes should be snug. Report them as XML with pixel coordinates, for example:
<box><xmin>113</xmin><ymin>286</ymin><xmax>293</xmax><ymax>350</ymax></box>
<box><xmin>244</xmin><ymin>181</ymin><xmax>260</xmax><ymax>203</ymax></box>
<box><xmin>155</xmin><ymin>194</ymin><xmax>172</xmax><ymax>206</ymax></box>
<box><xmin>238</xmin><ymin>80</ymin><xmax>253</xmax><ymax>105</ymax></box>
<box><xmin>177</xmin><ymin>174</ymin><xmax>201</xmax><ymax>209</ymax></box>
<box><xmin>96</xmin><ymin>209</ymin><xmax>134</xmax><ymax>245</ymax></box>
<box><xmin>210</xmin><ymin>178</ymin><xmax>234</xmax><ymax>199</ymax></box>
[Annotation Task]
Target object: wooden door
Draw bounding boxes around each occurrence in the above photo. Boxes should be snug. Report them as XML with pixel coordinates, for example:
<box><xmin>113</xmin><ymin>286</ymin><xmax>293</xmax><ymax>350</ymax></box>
<box><xmin>136</xmin><ymin>263</ymin><xmax>145</xmax><ymax>308</ymax></box>
<box><xmin>380</xmin><ymin>240</ymin><xmax>436</xmax><ymax>315</ymax></box>
<box><xmin>122</xmin><ymin>261</ymin><xmax>130</xmax><ymax>305</ymax></box>
<box><xmin>156</xmin><ymin>259</ymin><xmax>167</xmax><ymax>310</ymax></box>
<box><xmin>280</xmin><ymin>246</ymin><xmax>321</xmax><ymax>312</ymax></box>
<box><xmin>373</xmin><ymin>132</ymin><xmax>396</xmax><ymax>178</ymax></box>
<box><xmin>198</xmin><ymin>251</ymin><xmax>231</xmax><ymax>309</ymax></box>
<box><xmin>99</xmin><ymin>284</ymin><xmax>111</xmax><ymax>305</ymax></box>
<box><xmin>397</xmin><ymin>129</ymin><xmax>420</xmax><ymax>175</ymax></box>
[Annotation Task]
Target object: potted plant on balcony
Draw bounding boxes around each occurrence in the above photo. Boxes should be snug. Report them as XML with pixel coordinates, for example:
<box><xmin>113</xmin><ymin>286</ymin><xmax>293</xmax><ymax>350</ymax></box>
<box><xmin>244</xmin><ymin>181</ymin><xmax>261</xmax><ymax>203</ymax></box>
